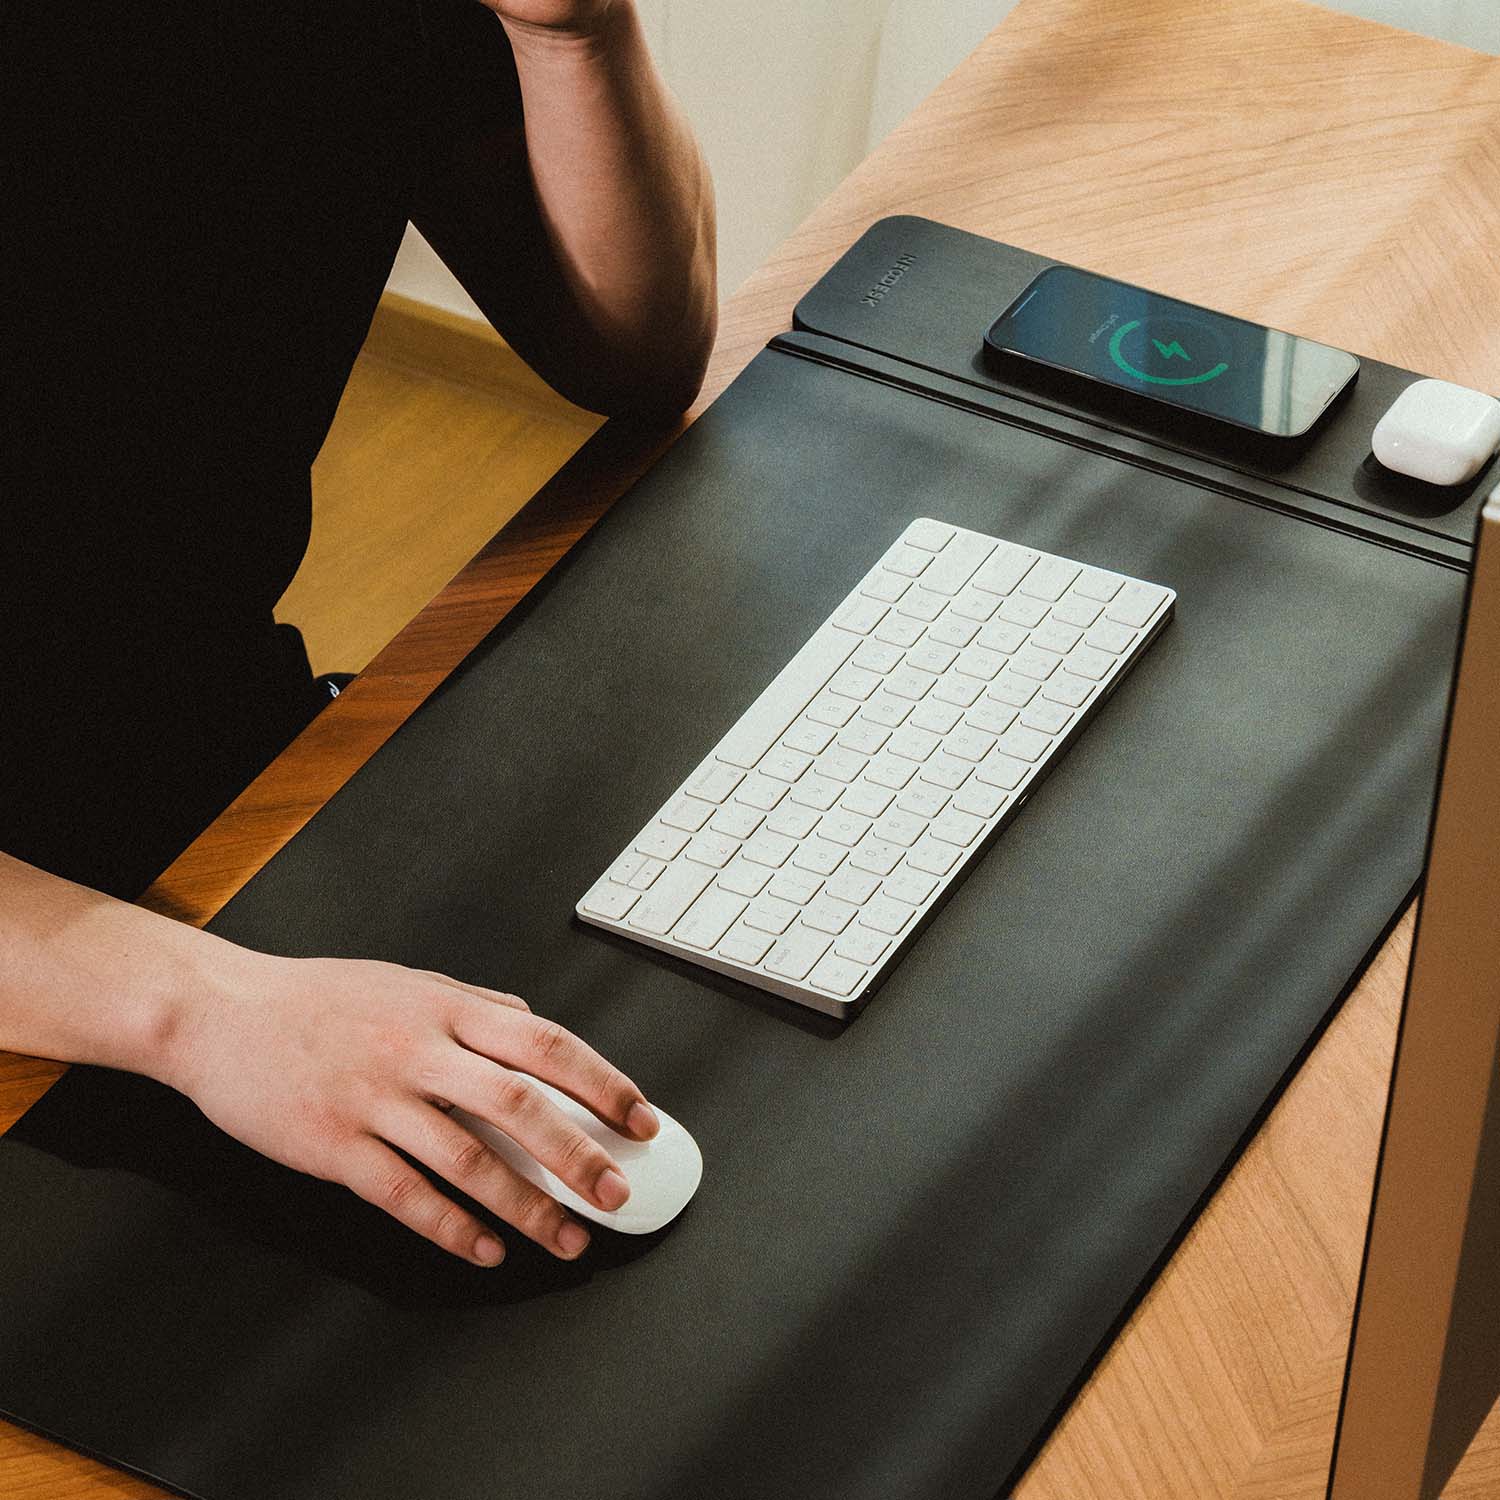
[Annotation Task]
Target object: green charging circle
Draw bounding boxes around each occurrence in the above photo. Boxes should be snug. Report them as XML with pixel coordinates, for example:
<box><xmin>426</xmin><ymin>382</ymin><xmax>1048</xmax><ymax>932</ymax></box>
<box><xmin>1108</xmin><ymin>320</ymin><xmax>1229</xmax><ymax>386</ymax></box>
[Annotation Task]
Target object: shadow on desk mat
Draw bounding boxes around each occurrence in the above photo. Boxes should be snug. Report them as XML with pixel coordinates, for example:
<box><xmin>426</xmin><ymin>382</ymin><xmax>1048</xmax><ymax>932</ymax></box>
<box><xmin>0</xmin><ymin>222</ymin><xmax>1469</xmax><ymax>1500</ymax></box>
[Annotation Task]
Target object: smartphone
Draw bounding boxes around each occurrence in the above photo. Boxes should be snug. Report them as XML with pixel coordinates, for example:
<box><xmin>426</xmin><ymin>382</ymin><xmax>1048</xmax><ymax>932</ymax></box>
<box><xmin>984</xmin><ymin>265</ymin><xmax>1359</xmax><ymax>442</ymax></box>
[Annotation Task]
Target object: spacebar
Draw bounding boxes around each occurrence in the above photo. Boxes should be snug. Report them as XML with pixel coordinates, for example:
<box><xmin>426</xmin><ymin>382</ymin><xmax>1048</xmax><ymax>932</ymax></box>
<box><xmin>715</xmin><ymin>626</ymin><xmax>860</xmax><ymax>769</ymax></box>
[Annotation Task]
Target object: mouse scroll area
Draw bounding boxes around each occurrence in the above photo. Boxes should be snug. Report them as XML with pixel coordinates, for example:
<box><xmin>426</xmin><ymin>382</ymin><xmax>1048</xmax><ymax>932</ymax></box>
<box><xmin>451</xmin><ymin>1075</ymin><xmax>702</xmax><ymax>1236</ymax></box>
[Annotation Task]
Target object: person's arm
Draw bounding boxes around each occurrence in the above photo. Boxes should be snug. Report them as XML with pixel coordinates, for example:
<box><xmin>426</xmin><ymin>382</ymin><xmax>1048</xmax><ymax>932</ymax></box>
<box><xmin>414</xmin><ymin>0</ymin><xmax>717</xmax><ymax>419</ymax></box>
<box><xmin>0</xmin><ymin>850</ymin><xmax>658</xmax><ymax>1266</ymax></box>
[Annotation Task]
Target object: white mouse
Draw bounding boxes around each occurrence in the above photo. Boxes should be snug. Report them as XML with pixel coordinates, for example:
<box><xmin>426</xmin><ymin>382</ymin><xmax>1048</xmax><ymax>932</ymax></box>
<box><xmin>450</xmin><ymin>1076</ymin><xmax>702</xmax><ymax>1235</ymax></box>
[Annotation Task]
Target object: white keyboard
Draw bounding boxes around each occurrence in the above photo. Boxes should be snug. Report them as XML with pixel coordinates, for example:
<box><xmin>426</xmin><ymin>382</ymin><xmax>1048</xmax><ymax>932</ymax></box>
<box><xmin>577</xmin><ymin>519</ymin><xmax>1174</xmax><ymax>1017</ymax></box>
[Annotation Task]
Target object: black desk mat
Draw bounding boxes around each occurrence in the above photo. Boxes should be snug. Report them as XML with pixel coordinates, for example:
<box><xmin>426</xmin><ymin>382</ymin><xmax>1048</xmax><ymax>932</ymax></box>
<box><xmin>0</xmin><ymin>228</ymin><xmax>1471</xmax><ymax>1500</ymax></box>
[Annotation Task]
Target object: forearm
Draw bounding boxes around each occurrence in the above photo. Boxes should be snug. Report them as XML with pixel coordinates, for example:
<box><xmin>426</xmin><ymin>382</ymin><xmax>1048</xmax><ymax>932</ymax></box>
<box><xmin>0</xmin><ymin>851</ymin><xmax>219</xmax><ymax>1085</ymax></box>
<box><xmin>499</xmin><ymin>2</ymin><xmax>717</xmax><ymax>412</ymax></box>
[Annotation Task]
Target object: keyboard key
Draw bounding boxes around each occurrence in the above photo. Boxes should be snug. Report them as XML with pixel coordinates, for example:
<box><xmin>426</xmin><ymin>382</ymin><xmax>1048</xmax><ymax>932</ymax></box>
<box><xmin>904</xmin><ymin>518</ymin><xmax>957</xmax><ymax>551</ymax></box>
<box><xmin>847</xmin><ymin>836</ymin><xmax>904</xmax><ymax>876</ymax></box>
<box><xmin>836</xmin><ymin>928</ymin><xmax>890</xmax><ymax>965</ymax></box>
<box><xmin>883</xmin><ymin>544</ymin><xmax>931</xmax><ymax>578</ymax></box>
<box><xmin>896</xmin><ymin>588</ymin><xmax>947</xmax><ymax>622</ymax></box>
<box><xmin>997</xmin><ymin>595</ymin><xmax>1049</xmax><ymax>629</ymax></box>
<box><xmin>1074</xmin><ymin>566</ymin><xmax>1124</xmax><ymax>601</ymax></box>
<box><xmin>718</xmin><ymin>857</ymin><xmax>772</xmax><ymax>898</ymax></box>
<box><xmin>580</xmin><ymin>883</ymin><xmax>640</xmax><ymax>921</ymax></box>
<box><xmin>859</xmin><ymin>895</ymin><xmax>917</xmax><ymax>936</ymax></box>
<box><xmin>988</xmin><ymin>671</ymin><xmax>1038</xmax><ymax>707</ymax></box>
<box><xmin>817</xmin><ymin>746</ymin><xmax>868</xmax><ymax>783</ymax></box>
<box><xmin>769</xmin><ymin>869</ymin><xmax>823</xmax><ymax>904</ymax></box>
<box><xmin>806</xmin><ymin>693</ymin><xmax>859</xmax><ymax>727</ymax></box>
<box><xmin>840</xmin><ymin>782</ymin><xmax>895</xmax><ymax>818</ymax></box>
<box><xmin>906</xmin><ymin>835</ymin><xmax>962</xmax><ymax>876</ymax></box>
<box><xmin>826</xmin><ymin>868</ymin><xmax>881</xmax><ymax>905</ymax></box>
<box><xmin>952</xmin><ymin>780</ymin><xmax>1007</xmax><ymax>818</ymax></box>
<box><xmin>908</xmin><ymin>640</ymin><xmax>959</xmax><ymax>675</ymax></box>
<box><xmin>1052</xmin><ymin>594</ymin><xmax>1104</xmax><ymax>629</ymax></box>
<box><xmin>917</xmin><ymin>530</ymin><xmax>994</xmax><ymax>595</ymax></box>
<box><xmin>950</xmin><ymin>588</ymin><xmax>999</xmax><ymax>622</ymax></box>
<box><xmin>819</xmin><ymin>809</ymin><xmax>873</xmax><ymax>847</ymax></box>
<box><xmin>840</xmin><ymin>719</ymin><xmax>891</xmax><ymax>755</ymax></box>
<box><xmin>735</xmin><ymin>773</ymin><xmax>788</xmax><ymax>810</ymax></box>
<box><xmin>910</xmin><ymin>700</ymin><xmax>963</xmax><ymax>735</ymax></box>
<box><xmin>862</xmin><ymin>692</ymin><xmax>913</xmax><ymax>728</ymax></box>
<box><xmin>784</xmin><ymin>720</ymin><xmax>836</xmax><ymax>755</ymax></box>
<box><xmin>917</xmin><ymin>753</ymin><xmax>972</xmax><ymax>790</ymax></box>
<box><xmin>744</xmin><ymin>896</ymin><xmax>801</xmax><ymax>935</ymax></box>
<box><xmin>1085</xmin><ymin>618</ymin><xmax>1136</xmax><ymax>654</ymax></box>
<box><xmin>1032</xmin><ymin>620</ymin><xmax>1082</xmax><ymax>656</ymax></box>
<box><xmin>768</xmin><ymin>750</ymin><xmax>816</xmax><ymax>786</ymax></box>
<box><xmin>684</xmin><ymin>833</ymin><xmax>739</xmax><ymax>868</ymax></box>
<box><xmin>718</xmin><ymin>928</ymin><xmax>775</xmax><ymax>966</ymax></box>
<box><xmin>803</xmin><ymin>895</ymin><xmax>859</xmax><ymax>935</ymax></box>
<box><xmin>628</xmin><ymin>857</ymin><xmax>667</xmax><ymax>890</ymax></box>
<box><xmin>1021</xmin><ymin>700</ymin><xmax>1073</xmax><ymax>735</ymax></box>
<box><xmin>688</xmin><ymin>763</ymin><xmax>744</xmax><ymax>804</ymax></box>
<box><xmin>661</xmin><ymin>796</ymin><xmax>714</xmax><ymax>832</ymax></box>
<box><xmin>836</xmin><ymin>597</ymin><xmax>888</xmax><ymax>635</ymax></box>
<box><xmin>945</xmin><ymin>726</ymin><xmax>996</xmax><ymax>762</ymax></box>
<box><xmin>635</xmin><ymin>825</ymin><xmax>690</xmax><ymax>861</ymax></box>
<box><xmin>787</xmin><ymin>774</ymin><xmax>843</xmax><ymax>810</ymax></box>
<box><xmin>1009</xmin><ymin>644</ymin><xmax>1062</xmax><ymax>681</ymax></box>
<box><xmin>1041</xmin><ymin>672</ymin><xmax>1094</xmax><ymax>707</ymax></box>
<box><xmin>861</xmin><ymin>569</ymin><xmax>910</xmax><ymax>604</ymax></box>
<box><xmin>808</xmin><ymin>955</ymin><xmax>867</xmax><ymax>997</ymax></box>
<box><xmin>829</xmin><ymin>665</ymin><xmax>882</xmax><ymax>702</ymax></box>
<box><xmin>889</xmin><ymin>724</ymin><xmax>940</xmax><ymax>762</ymax></box>
<box><xmin>1107</xmin><ymin>580</ymin><xmax>1169</xmax><ymax>627</ymax></box>
<box><xmin>710</xmin><ymin>801</ymin><xmax>764</xmax><ymax>839</ymax></box>
<box><xmin>897</xmin><ymin>784</ymin><xmax>950</xmax><ymax>819</ymax></box>
<box><xmin>930</xmin><ymin>809</ymin><xmax>985</xmax><ymax>847</ymax></box>
<box><xmin>628</xmin><ymin>862</ymin><xmax>715</xmax><ymax>935</ymax></box>
<box><xmin>874</xmin><ymin>809</ymin><xmax>926</xmax><ymax>847</ymax></box>
<box><xmin>931</xmin><ymin>675</ymin><xmax>984</xmax><ymax>708</ymax></box>
<box><xmin>672</xmin><ymin>888</ymin><xmax>749</xmax><ymax>949</ymax></box>
<box><xmin>975</xmin><ymin>753</ymin><xmax>1028</xmax><ymax>790</ymax></box>
<box><xmin>765</xmin><ymin>927</ymin><xmax>833</xmax><ymax>981</ymax></box>
<box><xmin>606</xmin><ymin>850</ymin><xmax>649</xmax><ymax>886</ymax></box>
<box><xmin>792</xmin><ymin>838</ymin><xmax>848</xmax><ymax>876</ymax></box>
<box><xmin>1019</xmin><ymin>556</ymin><xmax>1080</xmax><ymax>602</ymax></box>
<box><xmin>1064</xmin><ymin>643</ymin><xmax>1116</xmax><ymax>681</ymax></box>
<box><xmin>973</xmin><ymin>543</ymin><xmax>1038</xmax><ymax>596</ymax></box>
<box><xmin>882</xmin><ymin>666</ymin><xmax>930</xmax><ymax>699</ymax></box>
<box><xmin>866</xmin><ymin>752</ymin><xmax>918</xmax><ymax>789</ymax></box>
<box><xmin>955</xmin><ymin>645</ymin><xmax>1005</xmax><ymax>681</ymax></box>
<box><xmin>852</xmin><ymin>639</ymin><xmax>905</xmax><ymax>674</ymax></box>
<box><xmin>765</xmin><ymin>803</ymin><xmax>820</xmax><ymax>839</ymax></box>
<box><xmin>873</xmin><ymin>614</ymin><xmax>925</xmax><ymax>648</ymax></box>
<box><xmin>743</xmin><ymin>831</ymin><xmax>797</xmax><ymax>867</ymax></box>
<box><xmin>928</xmin><ymin>616</ymin><xmax>979</xmax><ymax>648</ymax></box>
<box><xmin>885</xmin><ymin>868</ymin><xmax>938</xmax><ymax>906</ymax></box>
<box><xmin>995</xmin><ymin>724</ymin><xmax>1052</xmax><ymax>762</ymax></box>
<box><xmin>965</xmin><ymin>700</ymin><xmax>1016</xmax><ymax>736</ymax></box>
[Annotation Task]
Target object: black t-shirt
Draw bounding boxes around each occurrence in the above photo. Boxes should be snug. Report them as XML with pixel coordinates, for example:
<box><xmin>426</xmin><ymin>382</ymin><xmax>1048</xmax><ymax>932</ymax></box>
<box><xmin>6</xmin><ymin>3</ymin><xmax>524</xmax><ymax>897</ymax></box>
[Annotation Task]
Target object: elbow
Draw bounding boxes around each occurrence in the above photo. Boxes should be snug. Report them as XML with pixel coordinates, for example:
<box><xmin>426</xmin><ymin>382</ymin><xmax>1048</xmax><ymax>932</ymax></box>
<box><xmin>578</xmin><ymin>307</ymin><xmax>718</xmax><ymax>425</ymax></box>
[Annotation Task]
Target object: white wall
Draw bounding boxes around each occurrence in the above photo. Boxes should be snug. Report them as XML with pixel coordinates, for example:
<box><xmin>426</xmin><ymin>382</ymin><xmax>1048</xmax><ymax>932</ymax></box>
<box><xmin>386</xmin><ymin>0</ymin><xmax>1499</xmax><ymax>321</ymax></box>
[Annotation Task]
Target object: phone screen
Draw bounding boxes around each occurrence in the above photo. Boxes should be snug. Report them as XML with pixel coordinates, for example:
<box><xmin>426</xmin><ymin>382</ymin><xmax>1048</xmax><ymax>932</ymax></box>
<box><xmin>985</xmin><ymin>266</ymin><xmax>1359</xmax><ymax>439</ymax></box>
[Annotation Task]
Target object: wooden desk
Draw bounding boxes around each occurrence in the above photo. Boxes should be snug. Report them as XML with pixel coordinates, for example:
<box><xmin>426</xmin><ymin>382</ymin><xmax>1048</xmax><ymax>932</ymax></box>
<box><xmin>5</xmin><ymin>0</ymin><xmax>1499</xmax><ymax>1493</ymax></box>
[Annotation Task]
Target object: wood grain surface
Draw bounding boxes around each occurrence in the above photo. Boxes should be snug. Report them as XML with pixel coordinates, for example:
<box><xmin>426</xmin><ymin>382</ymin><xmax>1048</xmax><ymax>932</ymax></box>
<box><xmin>6</xmin><ymin>0</ymin><xmax>1499</xmax><ymax>1494</ymax></box>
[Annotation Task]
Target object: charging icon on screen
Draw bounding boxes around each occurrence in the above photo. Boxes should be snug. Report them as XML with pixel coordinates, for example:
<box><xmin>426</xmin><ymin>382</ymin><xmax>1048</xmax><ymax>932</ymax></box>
<box><xmin>1110</xmin><ymin>320</ymin><xmax>1229</xmax><ymax>387</ymax></box>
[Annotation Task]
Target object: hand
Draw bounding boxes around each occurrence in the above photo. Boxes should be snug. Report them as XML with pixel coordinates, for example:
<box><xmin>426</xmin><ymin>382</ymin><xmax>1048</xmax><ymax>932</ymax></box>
<box><xmin>165</xmin><ymin>949</ymin><xmax>658</xmax><ymax>1266</ymax></box>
